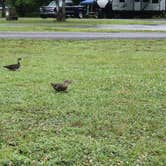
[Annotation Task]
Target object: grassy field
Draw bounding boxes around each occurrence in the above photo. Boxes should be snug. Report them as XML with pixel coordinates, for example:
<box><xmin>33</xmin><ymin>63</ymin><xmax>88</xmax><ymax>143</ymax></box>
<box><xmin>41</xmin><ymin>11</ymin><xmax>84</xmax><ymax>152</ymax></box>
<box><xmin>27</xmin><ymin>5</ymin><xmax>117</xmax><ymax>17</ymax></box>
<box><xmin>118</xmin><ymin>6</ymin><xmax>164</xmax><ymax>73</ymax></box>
<box><xmin>0</xmin><ymin>18</ymin><xmax>166</xmax><ymax>32</ymax></box>
<box><xmin>0</xmin><ymin>39</ymin><xmax>166</xmax><ymax>165</ymax></box>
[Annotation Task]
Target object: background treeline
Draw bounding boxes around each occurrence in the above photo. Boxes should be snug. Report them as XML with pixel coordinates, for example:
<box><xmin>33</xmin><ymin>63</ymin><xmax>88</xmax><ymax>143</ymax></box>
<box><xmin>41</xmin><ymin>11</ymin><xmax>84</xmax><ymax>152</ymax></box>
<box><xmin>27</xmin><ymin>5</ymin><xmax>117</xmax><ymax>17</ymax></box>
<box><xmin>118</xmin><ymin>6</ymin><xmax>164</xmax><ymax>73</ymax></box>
<box><xmin>4</xmin><ymin>0</ymin><xmax>80</xmax><ymax>16</ymax></box>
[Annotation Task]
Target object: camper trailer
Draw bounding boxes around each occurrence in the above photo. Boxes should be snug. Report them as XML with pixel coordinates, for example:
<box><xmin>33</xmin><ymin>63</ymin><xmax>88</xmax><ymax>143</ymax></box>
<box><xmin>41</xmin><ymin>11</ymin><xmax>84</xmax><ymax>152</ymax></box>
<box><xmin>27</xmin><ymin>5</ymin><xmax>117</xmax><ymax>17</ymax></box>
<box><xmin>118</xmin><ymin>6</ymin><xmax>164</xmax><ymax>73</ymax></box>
<box><xmin>112</xmin><ymin>0</ymin><xmax>166</xmax><ymax>12</ymax></box>
<box><xmin>95</xmin><ymin>0</ymin><xmax>166</xmax><ymax>17</ymax></box>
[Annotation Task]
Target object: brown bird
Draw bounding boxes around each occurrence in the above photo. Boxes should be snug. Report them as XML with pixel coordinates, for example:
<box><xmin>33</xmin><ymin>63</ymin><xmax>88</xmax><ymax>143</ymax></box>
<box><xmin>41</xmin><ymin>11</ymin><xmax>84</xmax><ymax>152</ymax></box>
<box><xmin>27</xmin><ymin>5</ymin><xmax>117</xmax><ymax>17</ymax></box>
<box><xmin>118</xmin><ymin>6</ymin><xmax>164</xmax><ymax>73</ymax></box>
<box><xmin>51</xmin><ymin>80</ymin><xmax>72</xmax><ymax>92</ymax></box>
<box><xmin>3</xmin><ymin>58</ymin><xmax>22</xmax><ymax>71</ymax></box>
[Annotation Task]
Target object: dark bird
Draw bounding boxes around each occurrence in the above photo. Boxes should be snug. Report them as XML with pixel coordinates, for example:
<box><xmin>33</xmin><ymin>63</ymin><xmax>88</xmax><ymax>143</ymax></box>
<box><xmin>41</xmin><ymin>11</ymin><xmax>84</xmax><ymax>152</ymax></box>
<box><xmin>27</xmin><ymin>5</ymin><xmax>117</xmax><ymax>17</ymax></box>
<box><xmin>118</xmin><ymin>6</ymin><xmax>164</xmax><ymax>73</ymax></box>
<box><xmin>51</xmin><ymin>80</ymin><xmax>72</xmax><ymax>92</ymax></box>
<box><xmin>3</xmin><ymin>58</ymin><xmax>22</xmax><ymax>71</ymax></box>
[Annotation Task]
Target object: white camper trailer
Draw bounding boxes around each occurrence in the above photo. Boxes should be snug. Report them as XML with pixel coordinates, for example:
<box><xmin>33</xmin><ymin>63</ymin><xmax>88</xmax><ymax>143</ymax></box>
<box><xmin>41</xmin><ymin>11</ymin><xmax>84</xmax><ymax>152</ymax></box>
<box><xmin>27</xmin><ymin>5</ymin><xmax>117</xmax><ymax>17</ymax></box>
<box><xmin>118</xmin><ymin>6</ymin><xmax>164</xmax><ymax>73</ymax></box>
<box><xmin>95</xmin><ymin>0</ymin><xmax>166</xmax><ymax>18</ymax></box>
<box><xmin>112</xmin><ymin>0</ymin><xmax>166</xmax><ymax>12</ymax></box>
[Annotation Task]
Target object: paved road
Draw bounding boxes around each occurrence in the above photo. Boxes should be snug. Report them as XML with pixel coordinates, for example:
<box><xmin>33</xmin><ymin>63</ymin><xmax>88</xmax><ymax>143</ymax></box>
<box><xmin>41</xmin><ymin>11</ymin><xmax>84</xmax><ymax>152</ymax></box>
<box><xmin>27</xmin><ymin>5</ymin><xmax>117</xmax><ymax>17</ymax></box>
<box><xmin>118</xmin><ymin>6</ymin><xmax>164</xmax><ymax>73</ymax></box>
<box><xmin>96</xmin><ymin>24</ymin><xmax>166</xmax><ymax>31</ymax></box>
<box><xmin>0</xmin><ymin>32</ymin><xmax>166</xmax><ymax>40</ymax></box>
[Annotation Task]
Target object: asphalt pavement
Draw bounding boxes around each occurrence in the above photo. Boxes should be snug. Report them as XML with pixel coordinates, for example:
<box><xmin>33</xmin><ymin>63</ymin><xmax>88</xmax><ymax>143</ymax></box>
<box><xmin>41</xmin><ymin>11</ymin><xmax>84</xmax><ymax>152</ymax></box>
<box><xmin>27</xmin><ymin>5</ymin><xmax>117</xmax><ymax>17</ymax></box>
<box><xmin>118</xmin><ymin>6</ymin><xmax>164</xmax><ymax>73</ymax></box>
<box><xmin>95</xmin><ymin>24</ymin><xmax>166</xmax><ymax>31</ymax></box>
<box><xmin>0</xmin><ymin>32</ymin><xmax>166</xmax><ymax>40</ymax></box>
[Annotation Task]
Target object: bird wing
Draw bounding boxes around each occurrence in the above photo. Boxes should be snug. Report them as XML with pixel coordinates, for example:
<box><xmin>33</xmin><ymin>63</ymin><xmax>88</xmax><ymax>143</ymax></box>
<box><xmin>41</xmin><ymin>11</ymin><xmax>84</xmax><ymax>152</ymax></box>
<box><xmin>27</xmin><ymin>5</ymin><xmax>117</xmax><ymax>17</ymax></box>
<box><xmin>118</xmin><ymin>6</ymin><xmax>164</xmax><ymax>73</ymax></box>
<box><xmin>4</xmin><ymin>63</ymin><xmax>20</xmax><ymax>70</ymax></box>
<box><xmin>4</xmin><ymin>64</ymin><xmax>16</xmax><ymax>68</ymax></box>
<box><xmin>51</xmin><ymin>83</ymin><xmax>67</xmax><ymax>91</ymax></box>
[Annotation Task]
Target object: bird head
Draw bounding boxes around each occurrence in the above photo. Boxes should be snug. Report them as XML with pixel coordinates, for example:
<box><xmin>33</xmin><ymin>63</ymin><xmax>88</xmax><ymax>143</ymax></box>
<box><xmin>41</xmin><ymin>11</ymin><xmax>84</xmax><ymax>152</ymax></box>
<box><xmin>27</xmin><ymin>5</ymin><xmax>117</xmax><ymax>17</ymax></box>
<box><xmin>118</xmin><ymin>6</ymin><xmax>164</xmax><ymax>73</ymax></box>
<box><xmin>64</xmin><ymin>80</ymin><xmax>72</xmax><ymax>85</ymax></box>
<box><xmin>17</xmin><ymin>58</ymin><xmax>22</xmax><ymax>62</ymax></box>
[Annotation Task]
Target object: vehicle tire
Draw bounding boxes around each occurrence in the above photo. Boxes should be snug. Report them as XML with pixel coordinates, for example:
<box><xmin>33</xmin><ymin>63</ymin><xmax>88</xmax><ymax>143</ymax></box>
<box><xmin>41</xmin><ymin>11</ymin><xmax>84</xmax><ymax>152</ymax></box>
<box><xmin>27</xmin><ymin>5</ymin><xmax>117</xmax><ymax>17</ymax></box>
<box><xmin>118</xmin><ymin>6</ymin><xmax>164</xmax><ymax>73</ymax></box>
<box><xmin>40</xmin><ymin>15</ymin><xmax>47</xmax><ymax>19</ymax></box>
<box><xmin>78</xmin><ymin>11</ymin><xmax>83</xmax><ymax>19</ymax></box>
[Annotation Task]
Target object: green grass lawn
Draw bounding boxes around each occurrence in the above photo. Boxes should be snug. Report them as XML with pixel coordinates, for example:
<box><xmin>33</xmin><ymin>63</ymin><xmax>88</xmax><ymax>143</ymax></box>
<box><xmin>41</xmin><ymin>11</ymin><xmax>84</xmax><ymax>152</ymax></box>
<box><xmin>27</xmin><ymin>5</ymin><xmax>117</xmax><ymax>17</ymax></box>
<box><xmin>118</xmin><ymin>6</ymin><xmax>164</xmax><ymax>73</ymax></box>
<box><xmin>0</xmin><ymin>17</ymin><xmax>166</xmax><ymax>32</ymax></box>
<box><xmin>0</xmin><ymin>39</ymin><xmax>165</xmax><ymax>165</ymax></box>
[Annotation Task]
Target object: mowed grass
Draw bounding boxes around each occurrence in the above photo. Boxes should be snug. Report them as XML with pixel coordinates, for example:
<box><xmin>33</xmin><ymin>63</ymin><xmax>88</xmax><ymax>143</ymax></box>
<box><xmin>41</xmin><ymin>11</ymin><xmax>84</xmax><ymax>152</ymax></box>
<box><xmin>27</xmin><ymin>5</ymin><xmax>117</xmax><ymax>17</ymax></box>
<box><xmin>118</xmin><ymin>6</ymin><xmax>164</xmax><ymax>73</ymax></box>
<box><xmin>0</xmin><ymin>39</ymin><xmax>165</xmax><ymax>165</ymax></box>
<box><xmin>1</xmin><ymin>17</ymin><xmax>166</xmax><ymax>25</ymax></box>
<box><xmin>0</xmin><ymin>18</ymin><xmax>166</xmax><ymax>32</ymax></box>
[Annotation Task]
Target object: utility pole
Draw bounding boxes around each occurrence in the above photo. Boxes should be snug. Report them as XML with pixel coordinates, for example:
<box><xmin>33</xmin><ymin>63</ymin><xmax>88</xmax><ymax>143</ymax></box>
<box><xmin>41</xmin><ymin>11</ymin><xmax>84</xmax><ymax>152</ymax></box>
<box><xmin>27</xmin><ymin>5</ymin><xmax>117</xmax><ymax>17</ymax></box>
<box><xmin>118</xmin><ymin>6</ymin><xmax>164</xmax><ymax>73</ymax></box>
<box><xmin>56</xmin><ymin>0</ymin><xmax>66</xmax><ymax>22</ymax></box>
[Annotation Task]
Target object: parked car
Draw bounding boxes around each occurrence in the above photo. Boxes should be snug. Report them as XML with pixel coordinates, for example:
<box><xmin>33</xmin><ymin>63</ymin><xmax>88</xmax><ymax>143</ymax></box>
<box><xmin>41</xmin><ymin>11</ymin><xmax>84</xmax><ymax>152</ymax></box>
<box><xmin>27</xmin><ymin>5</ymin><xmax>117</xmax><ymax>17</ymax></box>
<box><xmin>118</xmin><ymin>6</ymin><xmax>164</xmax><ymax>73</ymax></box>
<box><xmin>40</xmin><ymin>0</ymin><xmax>84</xmax><ymax>18</ymax></box>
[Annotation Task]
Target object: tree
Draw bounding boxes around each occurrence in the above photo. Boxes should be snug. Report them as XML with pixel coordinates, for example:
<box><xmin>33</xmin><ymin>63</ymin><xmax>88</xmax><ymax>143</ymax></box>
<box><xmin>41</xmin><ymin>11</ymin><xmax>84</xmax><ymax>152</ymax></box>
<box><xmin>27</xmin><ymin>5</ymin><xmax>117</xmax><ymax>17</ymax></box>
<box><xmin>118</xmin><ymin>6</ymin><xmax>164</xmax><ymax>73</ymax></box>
<box><xmin>56</xmin><ymin>0</ymin><xmax>66</xmax><ymax>22</ymax></box>
<box><xmin>5</xmin><ymin>0</ymin><xmax>51</xmax><ymax>16</ymax></box>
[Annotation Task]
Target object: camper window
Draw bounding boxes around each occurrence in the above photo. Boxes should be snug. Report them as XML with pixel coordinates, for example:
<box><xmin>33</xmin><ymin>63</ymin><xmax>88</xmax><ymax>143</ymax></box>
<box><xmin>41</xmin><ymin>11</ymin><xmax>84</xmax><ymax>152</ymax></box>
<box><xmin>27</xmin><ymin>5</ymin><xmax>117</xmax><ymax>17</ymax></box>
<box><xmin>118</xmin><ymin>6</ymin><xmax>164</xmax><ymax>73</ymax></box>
<box><xmin>119</xmin><ymin>0</ymin><xmax>125</xmax><ymax>2</ymax></box>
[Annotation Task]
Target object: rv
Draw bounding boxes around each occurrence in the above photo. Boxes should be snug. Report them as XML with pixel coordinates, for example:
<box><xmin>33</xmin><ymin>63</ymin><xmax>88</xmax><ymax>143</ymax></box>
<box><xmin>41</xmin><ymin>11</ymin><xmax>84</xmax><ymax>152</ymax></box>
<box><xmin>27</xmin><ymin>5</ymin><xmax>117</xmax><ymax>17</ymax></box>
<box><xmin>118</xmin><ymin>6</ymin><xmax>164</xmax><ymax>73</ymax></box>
<box><xmin>95</xmin><ymin>0</ymin><xmax>166</xmax><ymax>18</ymax></box>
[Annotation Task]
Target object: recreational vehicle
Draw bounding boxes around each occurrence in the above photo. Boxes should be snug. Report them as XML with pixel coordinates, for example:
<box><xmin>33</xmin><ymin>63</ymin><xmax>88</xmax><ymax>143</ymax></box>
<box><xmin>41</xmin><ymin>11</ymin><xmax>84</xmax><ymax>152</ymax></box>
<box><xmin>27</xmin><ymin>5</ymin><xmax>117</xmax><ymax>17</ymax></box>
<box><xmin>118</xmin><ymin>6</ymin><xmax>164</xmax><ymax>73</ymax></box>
<box><xmin>94</xmin><ymin>0</ymin><xmax>166</xmax><ymax>17</ymax></box>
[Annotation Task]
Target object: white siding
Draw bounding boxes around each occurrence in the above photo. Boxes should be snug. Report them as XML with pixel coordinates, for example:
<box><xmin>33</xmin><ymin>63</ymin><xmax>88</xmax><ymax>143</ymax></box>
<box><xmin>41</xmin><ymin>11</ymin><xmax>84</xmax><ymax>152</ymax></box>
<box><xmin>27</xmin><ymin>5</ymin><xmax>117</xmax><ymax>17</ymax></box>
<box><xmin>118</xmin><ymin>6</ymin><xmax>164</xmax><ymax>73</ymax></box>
<box><xmin>112</xmin><ymin>0</ymin><xmax>166</xmax><ymax>11</ymax></box>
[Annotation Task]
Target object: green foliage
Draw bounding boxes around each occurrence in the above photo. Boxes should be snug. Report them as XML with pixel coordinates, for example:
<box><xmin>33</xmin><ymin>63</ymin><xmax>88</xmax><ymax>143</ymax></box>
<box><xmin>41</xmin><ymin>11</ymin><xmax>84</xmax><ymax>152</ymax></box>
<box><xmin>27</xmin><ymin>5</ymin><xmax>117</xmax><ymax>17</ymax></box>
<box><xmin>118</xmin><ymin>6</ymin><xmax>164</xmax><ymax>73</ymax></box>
<box><xmin>6</xmin><ymin>0</ymin><xmax>51</xmax><ymax>16</ymax></box>
<box><xmin>0</xmin><ymin>39</ymin><xmax>165</xmax><ymax>165</ymax></box>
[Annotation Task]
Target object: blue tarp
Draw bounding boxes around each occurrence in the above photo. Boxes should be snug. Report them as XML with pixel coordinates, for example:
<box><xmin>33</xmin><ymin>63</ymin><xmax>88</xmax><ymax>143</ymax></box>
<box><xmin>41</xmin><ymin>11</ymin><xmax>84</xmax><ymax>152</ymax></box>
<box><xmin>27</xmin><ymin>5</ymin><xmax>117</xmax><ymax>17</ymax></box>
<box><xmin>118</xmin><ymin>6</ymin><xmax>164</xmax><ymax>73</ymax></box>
<box><xmin>80</xmin><ymin>0</ymin><xmax>94</xmax><ymax>4</ymax></box>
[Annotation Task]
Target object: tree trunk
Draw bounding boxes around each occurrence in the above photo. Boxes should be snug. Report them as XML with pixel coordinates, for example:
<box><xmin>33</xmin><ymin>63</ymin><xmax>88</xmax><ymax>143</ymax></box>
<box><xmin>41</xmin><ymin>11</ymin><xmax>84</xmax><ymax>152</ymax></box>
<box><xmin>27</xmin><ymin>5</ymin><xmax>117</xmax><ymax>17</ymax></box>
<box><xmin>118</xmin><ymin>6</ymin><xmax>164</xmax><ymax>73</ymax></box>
<box><xmin>56</xmin><ymin>0</ymin><xmax>66</xmax><ymax>22</ymax></box>
<box><xmin>1</xmin><ymin>0</ymin><xmax>6</xmax><ymax>17</ymax></box>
